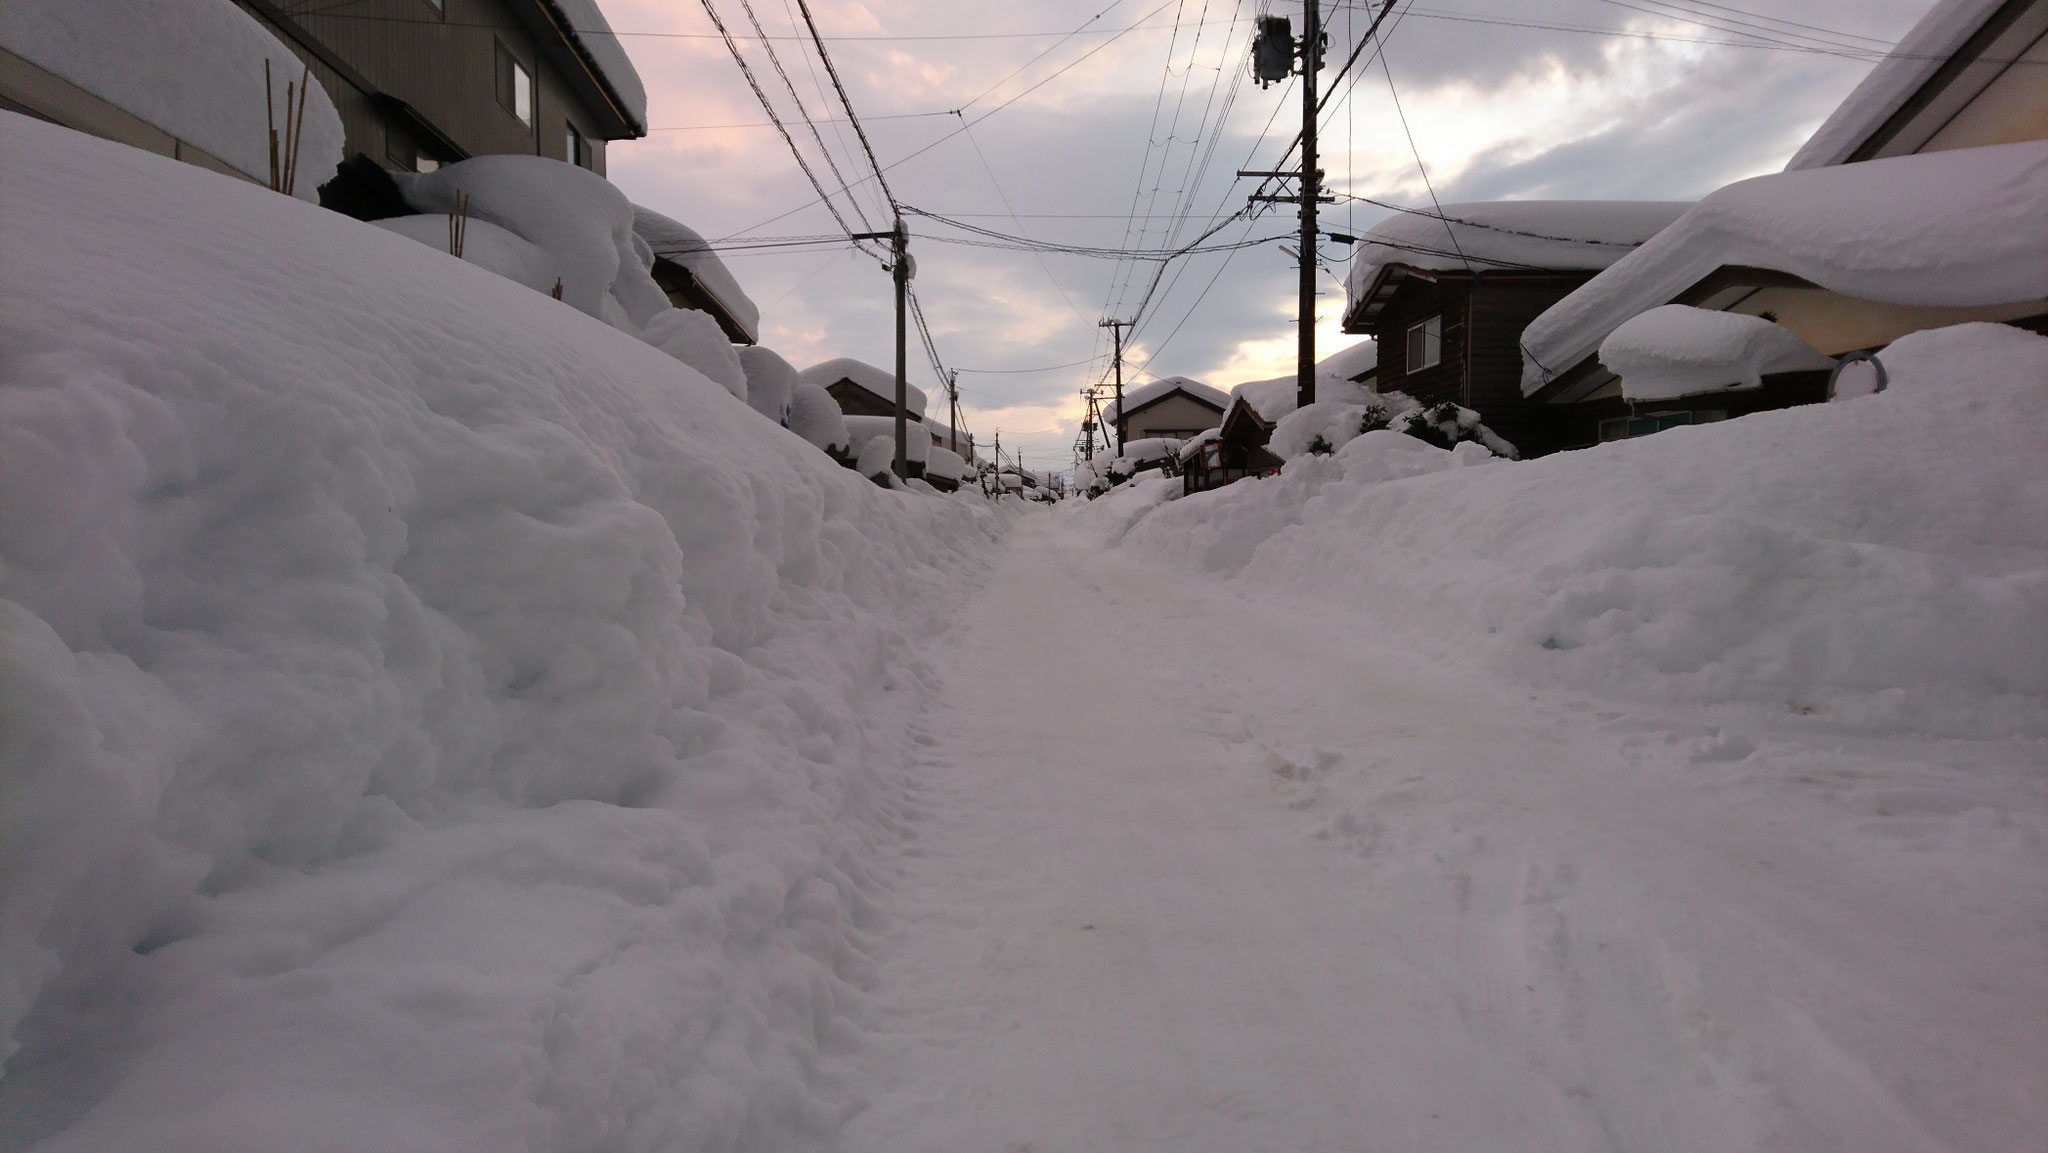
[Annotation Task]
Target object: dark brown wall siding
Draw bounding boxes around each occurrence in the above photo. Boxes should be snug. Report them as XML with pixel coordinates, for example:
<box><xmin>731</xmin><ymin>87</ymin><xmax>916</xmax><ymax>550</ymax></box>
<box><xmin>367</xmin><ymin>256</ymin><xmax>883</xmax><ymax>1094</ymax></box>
<box><xmin>1373</xmin><ymin>277</ymin><xmax>1471</xmax><ymax>408</ymax></box>
<box><xmin>240</xmin><ymin>0</ymin><xmax>611</xmax><ymax>173</ymax></box>
<box><xmin>1467</xmin><ymin>276</ymin><xmax>1594</xmax><ymax>456</ymax></box>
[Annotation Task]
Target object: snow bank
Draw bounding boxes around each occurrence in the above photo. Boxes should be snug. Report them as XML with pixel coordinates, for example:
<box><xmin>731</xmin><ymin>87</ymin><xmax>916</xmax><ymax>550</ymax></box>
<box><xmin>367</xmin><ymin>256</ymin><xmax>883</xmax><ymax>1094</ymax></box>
<box><xmin>373</xmin><ymin>214</ymin><xmax>561</xmax><ymax>296</ymax></box>
<box><xmin>0</xmin><ymin>112</ymin><xmax>1002</xmax><ymax>1149</ymax></box>
<box><xmin>1230</xmin><ymin>369</ymin><xmax>1375</xmax><ymax>424</ymax></box>
<box><xmin>1102</xmin><ymin>375</ymin><xmax>1227</xmax><ymax>422</ymax></box>
<box><xmin>1116</xmin><ymin>321</ymin><xmax>2048</xmax><ymax>737</ymax></box>
<box><xmin>1344</xmin><ymin>201</ymin><xmax>1690</xmax><ymax>301</ymax></box>
<box><xmin>1786</xmin><ymin>0</ymin><xmax>2008</xmax><ymax>171</ymax></box>
<box><xmin>0</xmin><ymin>0</ymin><xmax>343</xmax><ymax>197</ymax></box>
<box><xmin>1523</xmin><ymin>141</ymin><xmax>2048</xmax><ymax>393</ymax></box>
<box><xmin>633</xmin><ymin>206</ymin><xmax>761</xmax><ymax>343</ymax></box>
<box><xmin>1602</xmin><ymin>305</ymin><xmax>1836</xmax><ymax>400</ymax></box>
<box><xmin>799</xmin><ymin>358</ymin><xmax>928</xmax><ymax>418</ymax></box>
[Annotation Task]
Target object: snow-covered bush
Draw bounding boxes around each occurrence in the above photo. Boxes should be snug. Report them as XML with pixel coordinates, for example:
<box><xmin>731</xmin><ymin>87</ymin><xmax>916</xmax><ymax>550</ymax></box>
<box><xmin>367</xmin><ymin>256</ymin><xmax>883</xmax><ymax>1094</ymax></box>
<box><xmin>397</xmin><ymin>154</ymin><xmax>668</xmax><ymax>329</ymax></box>
<box><xmin>788</xmin><ymin>379</ymin><xmax>850</xmax><ymax>456</ymax></box>
<box><xmin>1270</xmin><ymin>393</ymin><xmax>1515</xmax><ymax>460</ymax></box>
<box><xmin>738</xmin><ymin>345</ymin><xmax>798</xmax><ymax>425</ymax></box>
<box><xmin>639</xmin><ymin>307</ymin><xmax>746</xmax><ymax>399</ymax></box>
<box><xmin>1601</xmin><ymin>304</ymin><xmax>1835</xmax><ymax>400</ymax></box>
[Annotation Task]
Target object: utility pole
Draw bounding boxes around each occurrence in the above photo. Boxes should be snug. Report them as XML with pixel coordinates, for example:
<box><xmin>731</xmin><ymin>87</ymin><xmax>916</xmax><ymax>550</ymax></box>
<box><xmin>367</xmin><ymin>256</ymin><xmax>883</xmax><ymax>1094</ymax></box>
<box><xmin>1297</xmin><ymin>0</ymin><xmax>1321</xmax><ymax>413</ymax></box>
<box><xmin>947</xmin><ymin>369</ymin><xmax>960</xmax><ymax>456</ymax></box>
<box><xmin>851</xmin><ymin>219</ymin><xmax>913</xmax><ymax>477</ymax></box>
<box><xmin>1099</xmin><ymin>319</ymin><xmax>1130</xmax><ymax>454</ymax></box>
<box><xmin>1246</xmin><ymin>6</ymin><xmax>1330</xmax><ymax>412</ymax></box>
<box><xmin>1076</xmin><ymin>385</ymin><xmax>1104</xmax><ymax>461</ymax></box>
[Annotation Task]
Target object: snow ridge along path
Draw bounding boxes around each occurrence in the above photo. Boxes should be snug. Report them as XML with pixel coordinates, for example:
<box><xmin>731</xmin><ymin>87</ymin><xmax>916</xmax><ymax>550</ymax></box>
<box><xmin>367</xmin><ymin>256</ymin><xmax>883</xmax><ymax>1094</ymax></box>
<box><xmin>841</xmin><ymin>515</ymin><xmax>2046</xmax><ymax>1153</ymax></box>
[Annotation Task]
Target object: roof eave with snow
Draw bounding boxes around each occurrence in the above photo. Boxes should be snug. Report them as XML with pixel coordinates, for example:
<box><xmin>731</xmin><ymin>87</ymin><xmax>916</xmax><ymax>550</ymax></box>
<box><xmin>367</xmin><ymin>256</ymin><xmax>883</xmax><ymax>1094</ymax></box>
<box><xmin>1519</xmin><ymin>141</ymin><xmax>2048</xmax><ymax>397</ymax></box>
<box><xmin>526</xmin><ymin>0</ymin><xmax>648</xmax><ymax>138</ymax></box>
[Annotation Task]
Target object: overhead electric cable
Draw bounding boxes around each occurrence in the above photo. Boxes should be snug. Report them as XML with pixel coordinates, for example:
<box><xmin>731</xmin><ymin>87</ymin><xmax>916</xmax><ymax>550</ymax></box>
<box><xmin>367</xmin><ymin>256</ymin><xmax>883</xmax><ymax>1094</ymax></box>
<box><xmin>693</xmin><ymin>0</ymin><xmax>871</xmax><ymax>247</ymax></box>
<box><xmin>735</xmin><ymin>0</ymin><xmax>878</xmax><ymax>231</ymax></box>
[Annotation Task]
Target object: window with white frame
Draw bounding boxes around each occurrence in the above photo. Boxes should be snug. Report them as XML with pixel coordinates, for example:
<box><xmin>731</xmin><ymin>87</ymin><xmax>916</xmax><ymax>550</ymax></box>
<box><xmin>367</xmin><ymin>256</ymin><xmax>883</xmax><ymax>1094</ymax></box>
<box><xmin>1405</xmin><ymin>314</ymin><xmax>1441</xmax><ymax>372</ymax></box>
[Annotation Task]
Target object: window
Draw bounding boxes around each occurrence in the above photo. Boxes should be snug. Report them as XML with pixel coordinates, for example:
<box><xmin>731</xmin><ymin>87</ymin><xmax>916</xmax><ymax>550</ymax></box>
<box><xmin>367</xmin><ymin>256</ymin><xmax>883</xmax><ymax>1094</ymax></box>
<box><xmin>495</xmin><ymin>39</ymin><xmax>533</xmax><ymax>128</ymax></box>
<box><xmin>1405</xmin><ymin>315</ymin><xmax>1442</xmax><ymax>372</ymax></box>
<box><xmin>386</xmin><ymin>127</ymin><xmax>415</xmax><ymax>171</ymax></box>
<box><xmin>566</xmin><ymin>122</ymin><xmax>586</xmax><ymax>167</ymax></box>
<box><xmin>1597</xmin><ymin>409</ymin><xmax>1727</xmax><ymax>442</ymax></box>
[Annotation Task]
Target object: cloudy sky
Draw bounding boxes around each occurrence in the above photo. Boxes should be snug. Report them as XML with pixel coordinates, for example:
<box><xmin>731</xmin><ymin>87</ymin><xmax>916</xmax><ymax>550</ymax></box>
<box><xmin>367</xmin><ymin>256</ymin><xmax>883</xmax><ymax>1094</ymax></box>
<box><xmin>600</xmin><ymin>0</ymin><xmax>1932</xmax><ymax>468</ymax></box>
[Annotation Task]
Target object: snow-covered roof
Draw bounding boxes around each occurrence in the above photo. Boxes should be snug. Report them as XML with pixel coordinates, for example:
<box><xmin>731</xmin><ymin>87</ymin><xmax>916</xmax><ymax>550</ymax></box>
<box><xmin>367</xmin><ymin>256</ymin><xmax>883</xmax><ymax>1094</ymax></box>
<box><xmin>545</xmin><ymin>0</ymin><xmax>648</xmax><ymax>135</ymax></box>
<box><xmin>798</xmin><ymin>357</ymin><xmax>929</xmax><ymax>416</ymax></box>
<box><xmin>1521</xmin><ymin>139</ymin><xmax>2048</xmax><ymax>395</ymax></box>
<box><xmin>633</xmin><ymin>205</ymin><xmax>760</xmax><ymax>343</ymax></box>
<box><xmin>1600</xmin><ymin>305</ymin><xmax>1836</xmax><ymax>402</ymax></box>
<box><xmin>1342</xmin><ymin>201</ymin><xmax>1692</xmax><ymax>321</ymax></box>
<box><xmin>1786</xmin><ymin>0</ymin><xmax>2014</xmax><ymax>171</ymax></box>
<box><xmin>1320</xmin><ymin>339</ymin><xmax>1379</xmax><ymax>381</ymax></box>
<box><xmin>1104</xmin><ymin>376</ymin><xmax>1229</xmax><ymax>422</ymax></box>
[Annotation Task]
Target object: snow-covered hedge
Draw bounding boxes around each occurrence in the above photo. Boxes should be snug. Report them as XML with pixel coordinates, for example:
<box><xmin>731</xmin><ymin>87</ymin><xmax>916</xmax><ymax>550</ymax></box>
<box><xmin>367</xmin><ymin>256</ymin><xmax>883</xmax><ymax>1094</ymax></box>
<box><xmin>0</xmin><ymin>113</ymin><xmax>1001</xmax><ymax>1149</ymax></box>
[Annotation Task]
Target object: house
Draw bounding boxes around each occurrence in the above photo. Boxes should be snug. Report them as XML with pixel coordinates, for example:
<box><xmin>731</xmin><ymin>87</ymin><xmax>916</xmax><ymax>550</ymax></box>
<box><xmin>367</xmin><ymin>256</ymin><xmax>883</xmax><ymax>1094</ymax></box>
<box><xmin>1518</xmin><ymin>0</ymin><xmax>2048</xmax><ymax>446</ymax></box>
<box><xmin>800</xmin><ymin>357</ymin><xmax>928</xmax><ymax>420</ymax></box>
<box><xmin>1103</xmin><ymin>376</ymin><xmax>1230</xmax><ymax>446</ymax></box>
<box><xmin>239</xmin><ymin>0</ymin><xmax>644</xmax><ymax>177</ymax></box>
<box><xmin>1181</xmin><ymin>400</ymin><xmax>1283</xmax><ymax>495</ymax></box>
<box><xmin>633</xmin><ymin>205</ymin><xmax>760</xmax><ymax>345</ymax></box>
<box><xmin>1339</xmin><ymin>201</ymin><xmax>1692</xmax><ymax>457</ymax></box>
<box><xmin>2</xmin><ymin>0</ymin><xmax>644</xmax><ymax>191</ymax></box>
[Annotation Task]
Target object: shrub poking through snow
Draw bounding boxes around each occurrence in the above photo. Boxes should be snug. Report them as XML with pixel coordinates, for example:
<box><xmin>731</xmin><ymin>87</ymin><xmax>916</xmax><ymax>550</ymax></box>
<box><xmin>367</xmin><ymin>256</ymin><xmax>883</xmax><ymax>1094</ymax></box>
<box><xmin>1398</xmin><ymin>401</ymin><xmax>1519</xmax><ymax>458</ymax></box>
<box><xmin>1306</xmin><ymin>435</ymin><xmax>1336</xmax><ymax>456</ymax></box>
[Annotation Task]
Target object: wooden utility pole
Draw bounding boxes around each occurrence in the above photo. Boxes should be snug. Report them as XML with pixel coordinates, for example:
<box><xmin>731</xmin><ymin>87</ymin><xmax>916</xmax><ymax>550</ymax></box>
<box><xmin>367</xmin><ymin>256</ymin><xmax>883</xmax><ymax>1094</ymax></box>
<box><xmin>947</xmin><ymin>369</ymin><xmax>961</xmax><ymax>456</ymax></box>
<box><xmin>851</xmin><ymin>220</ymin><xmax>913</xmax><ymax>477</ymax></box>
<box><xmin>1099</xmin><ymin>318</ymin><xmax>1130</xmax><ymax>454</ymax></box>
<box><xmin>1297</xmin><ymin>0</ymin><xmax>1321</xmax><ymax>412</ymax></box>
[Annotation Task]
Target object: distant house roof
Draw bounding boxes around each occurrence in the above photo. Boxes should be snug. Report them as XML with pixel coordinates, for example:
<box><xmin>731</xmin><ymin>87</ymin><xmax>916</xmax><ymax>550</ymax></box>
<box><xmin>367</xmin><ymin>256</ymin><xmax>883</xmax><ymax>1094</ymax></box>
<box><xmin>799</xmin><ymin>357</ymin><xmax>929</xmax><ymax>417</ymax></box>
<box><xmin>633</xmin><ymin>206</ymin><xmax>759</xmax><ymax>343</ymax></box>
<box><xmin>1341</xmin><ymin>201</ymin><xmax>1691</xmax><ymax>329</ymax></box>
<box><xmin>1103</xmin><ymin>376</ymin><xmax>1229</xmax><ymax>422</ymax></box>
<box><xmin>1519</xmin><ymin>140</ymin><xmax>2048</xmax><ymax>396</ymax></box>
<box><xmin>1786</xmin><ymin>0</ymin><xmax>2039</xmax><ymax>170</ymax></box>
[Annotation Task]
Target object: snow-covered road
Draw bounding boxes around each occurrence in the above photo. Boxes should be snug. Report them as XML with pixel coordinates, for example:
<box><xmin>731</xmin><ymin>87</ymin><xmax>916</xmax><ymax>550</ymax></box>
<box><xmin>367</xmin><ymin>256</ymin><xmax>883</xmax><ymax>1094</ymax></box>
<box><xmin>840</xmin><ymin>513</ymin><xmax>2046</xmax><ymax>1153</ymax></box>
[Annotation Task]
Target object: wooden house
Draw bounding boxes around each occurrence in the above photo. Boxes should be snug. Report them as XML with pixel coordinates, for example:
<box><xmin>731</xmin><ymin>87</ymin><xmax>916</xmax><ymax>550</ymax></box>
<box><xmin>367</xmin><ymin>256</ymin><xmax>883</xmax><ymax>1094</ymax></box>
<box><xmin>632</xmin><ymin>205</ymin><xmax>760</xmax><ymax>345</ymax></box>
<box><xmin>234</xmin><ymin>0</ymin><xmax>644</xmax><ymax>177</ymax></box>
<box><xmin>1518</xmin><ymin>0</ymin><xmax>2048</xmax><ymax>447</ymax></box>
<box><xmin>2</xmin><ymin>0</ymin><xmax>645</xmax><ymax>187</ymax></box>
<box><xmin>799</xmin><ymin>357</ymin><xmax>929</xmax><ymax>421</ymax></box>
<box><xmin>1105</xmin><ymin>377</ymin><xmax>1229</xmax><ymax>446</ymax></box>
<box><xmin>1181</xmin><ymin>398</ymin><xmax>1282</xmax><ymax>496</ymax></box>
<box><xmin>1339</xmin><ymin>201</ymin><xmax>1691</xmax><ymax>458</ymax></box>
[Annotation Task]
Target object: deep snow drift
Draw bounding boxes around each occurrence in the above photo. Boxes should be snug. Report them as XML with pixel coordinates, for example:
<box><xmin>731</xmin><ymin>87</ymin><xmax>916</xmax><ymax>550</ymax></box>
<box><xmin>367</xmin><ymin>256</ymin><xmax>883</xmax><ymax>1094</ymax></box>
<box><xmin>0</xmin><ymin>113</ymin><xmax>1002</xmax><ymax>1151</ymax></box>
<box><xmin>1079</xmin><ymin>321</ymin><xmax>2048</xmax><ymax>738</ymax></box>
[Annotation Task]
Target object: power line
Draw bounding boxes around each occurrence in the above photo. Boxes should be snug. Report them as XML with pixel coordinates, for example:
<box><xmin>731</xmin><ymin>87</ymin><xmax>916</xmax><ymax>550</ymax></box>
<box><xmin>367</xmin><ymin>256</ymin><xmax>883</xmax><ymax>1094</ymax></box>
<box><xmin>692</xmin><ymin>0</ymin><xmax>871</xmax><ymax>247</ymax></box>
<box><xmin>791</xmin><ymin>0</ymin><xmax>901</xmax><ymax>213</ymax></box>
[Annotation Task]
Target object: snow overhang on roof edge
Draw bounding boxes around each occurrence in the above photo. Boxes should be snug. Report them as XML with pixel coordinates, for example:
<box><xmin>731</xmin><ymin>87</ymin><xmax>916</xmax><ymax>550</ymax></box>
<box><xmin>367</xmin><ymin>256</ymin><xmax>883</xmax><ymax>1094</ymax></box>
<box><xmin>1518</xmin><ymin>140</ymin><xmax>2048</xmax><ymax>397</ymax></box>
<box><xmin>535</xmin><ymin>0</ymin><xmax>647</xmax><ymax>136</ymax></box>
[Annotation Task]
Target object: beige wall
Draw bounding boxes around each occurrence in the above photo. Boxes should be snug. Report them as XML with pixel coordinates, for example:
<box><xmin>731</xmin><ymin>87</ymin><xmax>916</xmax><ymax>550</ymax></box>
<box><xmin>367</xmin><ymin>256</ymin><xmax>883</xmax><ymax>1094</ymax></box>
<box><xmin>1921</xmin><ymin>31</ymin><xmax>2048</xmax><ymax>155</ymax></box>
<box><xmin>1123</xmin><ymin>394</ymin><xmax>1223</xmax><ymax>440</ymax></box>
<box><xmin>1718</xmin><ymin>286</ymin><xmax>2047</xmax><ymax>357</ymax></box>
